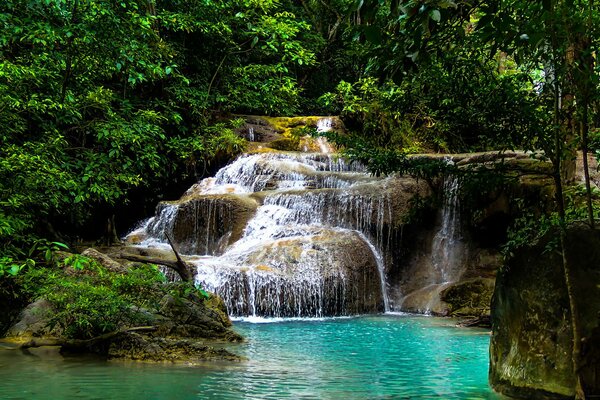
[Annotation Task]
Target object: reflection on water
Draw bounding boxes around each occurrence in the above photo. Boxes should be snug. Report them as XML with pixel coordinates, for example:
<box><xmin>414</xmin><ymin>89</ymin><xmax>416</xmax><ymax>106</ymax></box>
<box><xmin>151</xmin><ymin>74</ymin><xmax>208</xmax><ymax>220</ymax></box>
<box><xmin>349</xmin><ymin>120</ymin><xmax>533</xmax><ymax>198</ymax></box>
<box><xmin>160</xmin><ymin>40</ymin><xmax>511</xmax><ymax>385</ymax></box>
<box><xmin>0</xmin><ymin>315</ymin><xmax>499</xmax><ymax>399</ymax></box>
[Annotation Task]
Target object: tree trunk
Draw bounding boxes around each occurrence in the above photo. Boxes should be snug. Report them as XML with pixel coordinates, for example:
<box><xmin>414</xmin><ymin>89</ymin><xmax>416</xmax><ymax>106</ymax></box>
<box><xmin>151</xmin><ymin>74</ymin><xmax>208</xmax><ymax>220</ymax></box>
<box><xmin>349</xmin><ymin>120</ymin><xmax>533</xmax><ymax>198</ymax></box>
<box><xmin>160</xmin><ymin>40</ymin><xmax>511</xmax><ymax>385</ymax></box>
<box><xmin>581</xmin><ymin>104</ymin><xmax>595</xmax><ymax>228</ymax></box>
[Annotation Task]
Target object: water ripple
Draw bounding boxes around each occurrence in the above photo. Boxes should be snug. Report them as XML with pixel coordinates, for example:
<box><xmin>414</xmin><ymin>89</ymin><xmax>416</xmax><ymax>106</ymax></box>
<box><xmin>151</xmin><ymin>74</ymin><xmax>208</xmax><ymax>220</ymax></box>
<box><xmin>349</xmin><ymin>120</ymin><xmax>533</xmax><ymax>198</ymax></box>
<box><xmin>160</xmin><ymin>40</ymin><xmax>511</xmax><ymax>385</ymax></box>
<box><xmin>0</xmin><ymin>315</ymin><xmax>499</xmax><ymax>399</ymax></box>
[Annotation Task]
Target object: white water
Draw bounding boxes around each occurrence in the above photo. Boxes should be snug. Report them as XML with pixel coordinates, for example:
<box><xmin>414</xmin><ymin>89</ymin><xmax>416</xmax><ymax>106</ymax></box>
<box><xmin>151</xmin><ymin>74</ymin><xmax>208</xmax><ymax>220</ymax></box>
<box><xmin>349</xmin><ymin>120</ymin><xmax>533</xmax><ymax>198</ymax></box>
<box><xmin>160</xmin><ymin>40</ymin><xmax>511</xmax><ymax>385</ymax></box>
<box><xmin>431</xmin><ymin>175</ymin><xmax>466</xmax><ymax>284</ymax></box>
<box><xmin>127</xmin><ymin>119</ymin><xmax>394</xmax><ymax>317</ymax></box>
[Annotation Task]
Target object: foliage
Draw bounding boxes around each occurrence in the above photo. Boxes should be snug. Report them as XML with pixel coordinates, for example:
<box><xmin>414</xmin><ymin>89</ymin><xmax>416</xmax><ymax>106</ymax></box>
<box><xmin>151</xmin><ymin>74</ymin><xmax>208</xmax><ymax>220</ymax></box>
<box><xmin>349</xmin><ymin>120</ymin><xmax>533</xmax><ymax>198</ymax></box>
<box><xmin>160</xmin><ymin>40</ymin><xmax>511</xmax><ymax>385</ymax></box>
<box><xmin>15</xmin><ymin>253</ymin><xmax>213</xmax><ymax>339</ymax></box>
<box><xmin>0</xmin><ymin>0</ymin><xmax>315</xmax><ymax>256</ymax></box>
<box><xmin>504</xmin><ymin>187</ymin><xmax>600</xmax><ymax>258</ymax></box>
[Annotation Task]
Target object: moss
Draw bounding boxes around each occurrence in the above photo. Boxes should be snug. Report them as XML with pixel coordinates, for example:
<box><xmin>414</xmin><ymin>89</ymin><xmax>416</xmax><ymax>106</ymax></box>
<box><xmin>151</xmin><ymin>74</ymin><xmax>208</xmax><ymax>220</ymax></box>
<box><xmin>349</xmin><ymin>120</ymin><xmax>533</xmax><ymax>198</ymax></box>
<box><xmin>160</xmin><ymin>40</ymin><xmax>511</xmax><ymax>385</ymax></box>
<box><xmin>440</xmin><ymin>278</ymin><xmax>494</xmax><ymax>317</ymax></box>
<box><xmin>262</xmin><ymin>116</ymin><xmax>325</xmax><ymax>137</ymax></box>
<box><xmin>268</xmin><ymin>137</ymin><xmax>300</xmax><ymax>151</ymax></box>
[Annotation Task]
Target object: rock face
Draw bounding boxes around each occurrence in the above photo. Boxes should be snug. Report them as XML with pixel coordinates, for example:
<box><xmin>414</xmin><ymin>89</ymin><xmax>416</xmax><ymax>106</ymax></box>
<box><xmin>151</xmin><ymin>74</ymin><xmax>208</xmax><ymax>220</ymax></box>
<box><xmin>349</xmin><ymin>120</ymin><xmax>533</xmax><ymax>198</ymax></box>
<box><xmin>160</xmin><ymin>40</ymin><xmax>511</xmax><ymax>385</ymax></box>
<box><xmin>490</xmin><ymin>225</ymin><xmax>600</xmax><ymax>398</ymax></box>
<box><xmin>128</xmin><ymin>194</ymin><xmax>259</xmax><ymax>256</ymax></box>
<box><xmin>392</xmin><ymin>152</ymin><xmax>554</xmax><ymax>318</ymax></box>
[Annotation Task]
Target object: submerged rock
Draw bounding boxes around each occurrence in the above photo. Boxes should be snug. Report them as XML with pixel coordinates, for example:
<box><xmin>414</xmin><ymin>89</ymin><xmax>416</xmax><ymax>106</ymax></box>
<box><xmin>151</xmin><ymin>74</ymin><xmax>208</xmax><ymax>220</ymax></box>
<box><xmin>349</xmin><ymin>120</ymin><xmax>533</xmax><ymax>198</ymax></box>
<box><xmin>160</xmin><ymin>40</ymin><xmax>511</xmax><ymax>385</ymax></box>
<box><xmin>107</xmin><ymin>333</ymin><xmax>241</xmax><ymax>363</ymax></box>
<box><xmin>490</xmin><ymin>225</ymin><xmax>600</xmax><ymax>398</ymax></box>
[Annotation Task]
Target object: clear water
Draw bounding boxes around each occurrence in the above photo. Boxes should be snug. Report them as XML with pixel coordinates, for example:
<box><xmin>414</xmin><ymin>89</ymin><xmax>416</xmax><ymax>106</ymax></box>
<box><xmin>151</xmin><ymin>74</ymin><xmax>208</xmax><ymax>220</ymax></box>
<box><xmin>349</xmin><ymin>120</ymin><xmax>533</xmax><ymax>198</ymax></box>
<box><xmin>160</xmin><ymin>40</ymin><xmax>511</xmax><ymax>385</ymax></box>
<box><xmin>0</xmin><ymin>315</ymin><xmax>499</xmax><ymax>399</ymax></box>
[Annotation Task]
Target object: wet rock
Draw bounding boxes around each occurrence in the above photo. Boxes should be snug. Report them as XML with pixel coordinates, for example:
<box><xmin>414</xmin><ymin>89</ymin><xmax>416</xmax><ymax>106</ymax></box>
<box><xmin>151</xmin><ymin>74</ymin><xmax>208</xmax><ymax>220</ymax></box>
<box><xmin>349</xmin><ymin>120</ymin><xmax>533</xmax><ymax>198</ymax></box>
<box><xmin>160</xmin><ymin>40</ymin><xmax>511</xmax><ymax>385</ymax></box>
<box><xmin>143</xmin><ymin>194</ymin><xmax>259</xmax><ymax>255</ymax></box>
<box><xmin>196</xmin><ymin>229</ymin><xmax>385</xmax><ymax>317</ymax></box>
<box><xmin>107</xmin><ymin>333</ymin><xmax>241</xmax><ymax>363</ymax></box>
<box><xmin>490</xmin><ymin>225</ymin><xmax>600</xmax><ymax>398</ymax></box>
<box><xmin>399</xmin><ymin>283</ymin><xmax>452</xmax><ymax>315</ymax></box>
<box><xmin>268</xmin><ymin>137</ymin><xmax>300</xmax><ymax>151</ymax></box>
<box><xmin>155</xmin><ymin>294</ymin><xmax>242</xmax><ymax>342</ymax></box>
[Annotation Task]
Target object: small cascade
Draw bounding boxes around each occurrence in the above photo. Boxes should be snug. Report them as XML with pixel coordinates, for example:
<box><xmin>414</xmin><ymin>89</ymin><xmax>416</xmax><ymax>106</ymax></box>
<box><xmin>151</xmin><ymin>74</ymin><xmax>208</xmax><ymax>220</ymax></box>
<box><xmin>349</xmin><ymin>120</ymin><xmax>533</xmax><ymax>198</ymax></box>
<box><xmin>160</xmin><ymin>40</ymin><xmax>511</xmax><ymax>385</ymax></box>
<box><xmin>431</xmin><ymin>175</ymin><xmax>465</xmax><ymax>284</ymax></box>
<box><xmin>126</xmin><ymin>118</ymin><xmax>398</xmax><ymax>318</ymax></box>
<box><xmin>316</xmin><ymin>118</ymin><xmax>333</xmax><ymax>132</ymax></box>
<box><xmin>316</xmin><ymin>118</ymin><xmax>335</xmax><ymax>154</ymax></box>
<box><xmin>357</xmin><ymin>231</ymin><xmax>390</xmax><ymax>312</ymax></box>
<box><xmin>247</xmin><ymin>127</ymin><xmax>255</xmax><ymax>142</ymax></box>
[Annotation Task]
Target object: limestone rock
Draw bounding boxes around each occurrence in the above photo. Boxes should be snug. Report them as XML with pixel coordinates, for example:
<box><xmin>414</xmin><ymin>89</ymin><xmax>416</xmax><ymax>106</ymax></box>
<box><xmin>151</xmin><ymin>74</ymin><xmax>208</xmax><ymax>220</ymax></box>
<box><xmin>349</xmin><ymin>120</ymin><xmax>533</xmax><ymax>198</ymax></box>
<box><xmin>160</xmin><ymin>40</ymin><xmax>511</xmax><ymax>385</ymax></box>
<box><xmin>106</xmin><ymin>333</ymin><xmax>241</xmax><ymax>363</ymax></box>
<box><xmin>399</xmin><ymin>283</ymin><xmax>452</xmax><ymax>315</ymax></box>
<box><xmin>5</xmin><ymin>299</ymin><xmax>61</xmax><ymax>338</ymax></box>
<box><xmin>4</xmin><ymin>250</ymin><xmax>244</xmax><ymax>363</ymax></box>
<box><xmin>490</xmin><ymin>225</ymin><xmax>600</xmax><ymax>398</ymax></box>
<box><xmin>440</xmin><ymin>278</ymin><xmax>494</xmax><ymax>317</ymax></box>
<box><xmin>81</xmin><ymin>248</ymin><xmax>128</xmax><ymax>273</ymax></box>
<box><xmin>144</xmin><ymin>194</ymin><xmax>258</xmax><ymax>255</ymax></box>
<box><xmin>196</xmin><ymin>229</ymin><xmax>385</xmax><ymax>317</ymax></box>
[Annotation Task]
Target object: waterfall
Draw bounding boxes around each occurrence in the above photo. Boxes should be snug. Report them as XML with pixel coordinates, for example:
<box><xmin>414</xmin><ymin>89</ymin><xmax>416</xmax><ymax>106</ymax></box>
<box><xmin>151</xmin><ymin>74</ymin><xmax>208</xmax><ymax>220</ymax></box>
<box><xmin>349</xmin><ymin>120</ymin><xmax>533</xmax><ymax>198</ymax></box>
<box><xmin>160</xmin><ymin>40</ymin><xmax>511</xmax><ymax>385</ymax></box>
<box><xmin>126</xmin><ymin>118</ymin><xmax>395</xmax><ymax>318</ymax></box>
<box><xmin>431</xmin><ymin>175</ymin><xmax>465</xmax><ymax>284</ymax></box>
<box><xmin>357</xmin><ymin>231</ymin><xmax>390</xmax><ymax>312</ymax></box>
<box><xmin>316</xmin><ymin>118</ymin><xmax>335</xmax><ymax>154</ymax></box>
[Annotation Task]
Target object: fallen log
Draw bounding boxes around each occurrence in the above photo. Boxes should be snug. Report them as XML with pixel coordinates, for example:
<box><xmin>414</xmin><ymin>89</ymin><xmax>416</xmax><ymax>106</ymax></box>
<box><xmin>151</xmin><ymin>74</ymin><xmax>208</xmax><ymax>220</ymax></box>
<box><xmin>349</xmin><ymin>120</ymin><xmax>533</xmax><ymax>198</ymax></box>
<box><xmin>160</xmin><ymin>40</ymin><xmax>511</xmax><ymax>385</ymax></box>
<box><xmin>165</xmin><ymin>232</ymin><xmax>194</xmax><ymax>282</ymax></box>
<box><xmin>118</xmin><ymin>234</ymin><xmax>194</xmax><ymax>282</ymax></box>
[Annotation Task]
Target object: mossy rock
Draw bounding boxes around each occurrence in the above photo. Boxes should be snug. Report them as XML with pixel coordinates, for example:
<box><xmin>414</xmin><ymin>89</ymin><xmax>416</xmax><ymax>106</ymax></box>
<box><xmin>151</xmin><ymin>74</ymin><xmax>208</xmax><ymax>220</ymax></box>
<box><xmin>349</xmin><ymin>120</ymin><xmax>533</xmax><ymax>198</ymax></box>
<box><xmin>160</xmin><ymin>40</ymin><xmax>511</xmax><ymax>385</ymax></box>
<box><xmin>268</xmin><ymin>137</ymin><xmax>300</xmax><ymax>151</ymax></box>
<box><xmin>3</xmin><ymin>250</ymin><xmax>244</xmax><ymax>363</ymax></box>
<box><xmin>440</xmin><ymin>278</ymin><xmax>494</xmax><ymax>317</ymax></box>
<box><xmin>490</xmin><ymin>224</ymin><xmax>600</xmax><ymax>398</ymax></box>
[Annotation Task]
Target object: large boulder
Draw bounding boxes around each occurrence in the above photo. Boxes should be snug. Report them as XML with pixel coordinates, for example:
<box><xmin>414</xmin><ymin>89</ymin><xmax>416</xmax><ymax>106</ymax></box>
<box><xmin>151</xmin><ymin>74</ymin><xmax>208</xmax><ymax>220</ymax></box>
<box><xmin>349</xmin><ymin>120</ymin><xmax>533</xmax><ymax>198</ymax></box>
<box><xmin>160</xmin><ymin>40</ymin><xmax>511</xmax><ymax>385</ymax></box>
<box><xmin>5</xmin><ymin>299</ymin><xmax>61</xmax><ymax>338</ymax></box>
<box><xmin>490</xmin><ymin>225</ymin><xmax>600</xmax><ymax>398</ymax></box>
<box><xmin>136</xmin><ymin>194</ymin><xmax>258</xmax><ymax>255</ymax></box>
<box><xmin>196</xmin><ymin>228</ymin><xmax>385</xmax><ymax>317</ymax></box>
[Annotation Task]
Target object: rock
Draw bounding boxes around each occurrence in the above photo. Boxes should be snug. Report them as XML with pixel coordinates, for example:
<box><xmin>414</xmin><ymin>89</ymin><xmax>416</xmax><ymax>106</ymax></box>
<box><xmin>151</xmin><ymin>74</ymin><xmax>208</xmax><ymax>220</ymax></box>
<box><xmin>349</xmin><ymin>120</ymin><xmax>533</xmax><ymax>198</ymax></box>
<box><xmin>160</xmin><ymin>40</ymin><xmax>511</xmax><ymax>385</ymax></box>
<box><xmin>81</xmin><ymin>248</ymin><xmax>128</xmax><ymax>273</ymax></box>
<box><xmin>5</xmin><ymin>299</ymin><xmax>61</xmax><ymax>338</ymax></box>
<box><xmin>4</xmin><ymin>252</ymin><xmax>244</xmax><ymax>363</ymax></box>
<box><xmin>144</xmin><ymin>194</ymin><xmax>259</xmax><ymax>255</ymax></box>
<box><xmin>268</xmin><ymin>137</ymin><xmax>300</xmax><ymax>151</ymax></box>
<box><xmin>196</xmin><ymin>229</ymin><xmax>385</xmax><ymax>316</ymax></box>
<box><xmin>490</xmin><ymin>224</ymin><xmax>600</xmax><ymax>398</ymax></box>
<box><xmin>106</xmin><ymin>333</ymin><xmax>241</xmax><ymax>363</ymax></box>
<box><xmin>155</xmin><ymin>294</ymin><xmax>243</xmax><ymax>342</ymax></box>
<box><xmin>440</xmin><ymin>278</ymin><xmax>494</xmax><ymax>317</ymax></box>
<box><xmin>399</xmin><ymin>283</ymin><xmax>453</xmax><ymax>315</ymax></box>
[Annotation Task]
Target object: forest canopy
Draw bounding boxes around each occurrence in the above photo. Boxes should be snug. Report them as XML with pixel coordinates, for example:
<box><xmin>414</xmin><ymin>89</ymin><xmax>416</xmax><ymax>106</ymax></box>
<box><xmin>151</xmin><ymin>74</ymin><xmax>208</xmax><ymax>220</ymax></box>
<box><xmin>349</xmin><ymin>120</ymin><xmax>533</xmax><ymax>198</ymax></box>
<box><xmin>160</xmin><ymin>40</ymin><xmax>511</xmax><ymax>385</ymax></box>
<box><xmin>1</xmin><ymin>0</ymin><xmax>598</xmax><ymax>261</ymax></box>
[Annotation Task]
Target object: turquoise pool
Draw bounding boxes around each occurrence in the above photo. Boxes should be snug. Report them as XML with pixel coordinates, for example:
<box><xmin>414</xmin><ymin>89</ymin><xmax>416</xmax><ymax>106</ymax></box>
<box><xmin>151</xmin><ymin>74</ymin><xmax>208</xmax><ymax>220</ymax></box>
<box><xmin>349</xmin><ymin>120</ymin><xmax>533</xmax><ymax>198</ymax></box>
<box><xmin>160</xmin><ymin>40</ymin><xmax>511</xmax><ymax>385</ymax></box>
<box><xmin>0</xmin><ymin>314</ymin><xmax>499</xmax><ymax>399</ymax></box>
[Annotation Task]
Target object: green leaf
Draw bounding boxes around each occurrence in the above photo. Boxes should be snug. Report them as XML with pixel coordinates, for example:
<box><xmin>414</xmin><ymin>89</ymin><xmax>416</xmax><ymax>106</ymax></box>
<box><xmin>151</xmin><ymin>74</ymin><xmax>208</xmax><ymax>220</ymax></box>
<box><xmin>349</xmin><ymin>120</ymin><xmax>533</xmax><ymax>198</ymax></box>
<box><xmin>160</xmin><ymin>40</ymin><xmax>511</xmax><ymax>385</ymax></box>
<box><xmin>363</xmin><ymin>26</ymin><xmax>382</xmax><ymax>44</ymax></box>
<box><xmin>430</xmin><ymin>10</ymin><xmax>441</xmax><ymax>22</ymax></box>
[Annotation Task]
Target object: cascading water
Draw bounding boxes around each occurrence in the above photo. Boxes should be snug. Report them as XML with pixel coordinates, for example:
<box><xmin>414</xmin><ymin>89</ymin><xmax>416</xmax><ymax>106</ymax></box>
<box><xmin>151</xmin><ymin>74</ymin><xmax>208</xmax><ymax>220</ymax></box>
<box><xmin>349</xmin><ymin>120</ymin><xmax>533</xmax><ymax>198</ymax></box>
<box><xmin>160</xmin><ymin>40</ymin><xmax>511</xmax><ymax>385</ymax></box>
<box><xmin>431</xmin><ymin>175</ymin><xmax>465</xmax><ymax>284</ymax></box>
<box><xmin>127</xmin><ymin>121</ymin><xmax>396</xmax><ymax>317</ymax></box>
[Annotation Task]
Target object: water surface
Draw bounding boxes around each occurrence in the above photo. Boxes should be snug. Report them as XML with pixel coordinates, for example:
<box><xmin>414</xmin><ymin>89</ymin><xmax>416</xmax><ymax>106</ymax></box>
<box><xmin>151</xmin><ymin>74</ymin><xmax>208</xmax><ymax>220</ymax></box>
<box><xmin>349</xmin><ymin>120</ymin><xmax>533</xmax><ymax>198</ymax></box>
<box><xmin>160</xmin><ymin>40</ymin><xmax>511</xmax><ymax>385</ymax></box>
<box><xmin>0</xmin><ymin>314</ymin><xmax>498</xmax><ymax>399</ymax></box>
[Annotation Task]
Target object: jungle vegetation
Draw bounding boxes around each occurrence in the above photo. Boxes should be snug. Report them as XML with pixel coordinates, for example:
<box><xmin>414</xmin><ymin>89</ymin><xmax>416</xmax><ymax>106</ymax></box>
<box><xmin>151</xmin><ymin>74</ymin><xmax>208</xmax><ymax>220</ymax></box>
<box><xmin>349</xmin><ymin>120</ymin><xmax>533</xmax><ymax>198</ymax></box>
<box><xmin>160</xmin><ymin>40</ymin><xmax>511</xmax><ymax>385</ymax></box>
<box><xmin>0</xmin><ymin>2</ymin><xmax>599</xmax><ymax>394</ymax></box>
